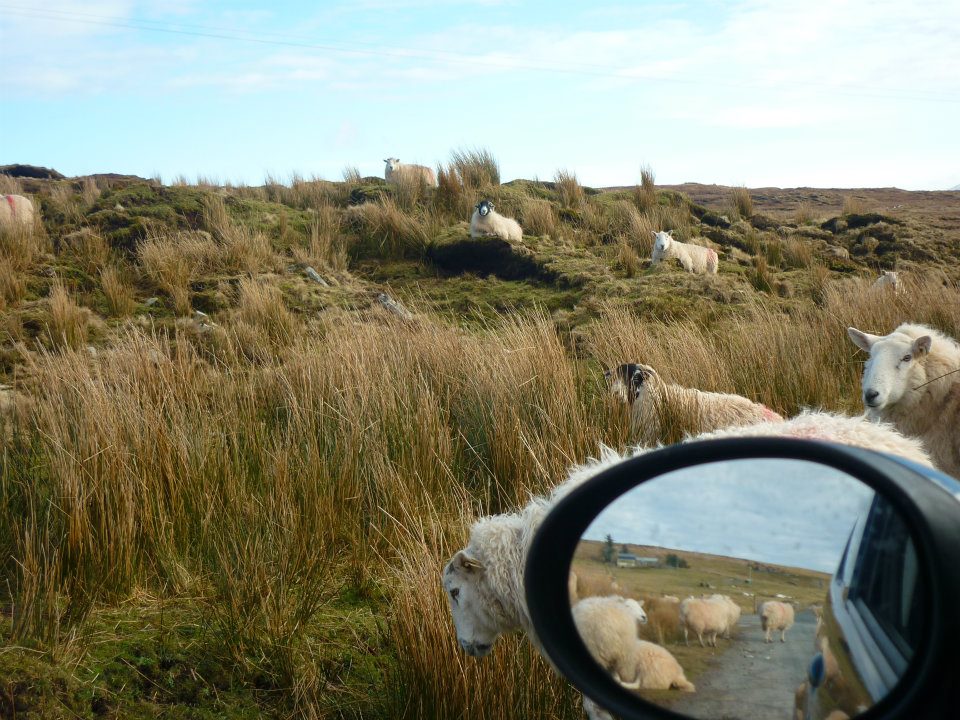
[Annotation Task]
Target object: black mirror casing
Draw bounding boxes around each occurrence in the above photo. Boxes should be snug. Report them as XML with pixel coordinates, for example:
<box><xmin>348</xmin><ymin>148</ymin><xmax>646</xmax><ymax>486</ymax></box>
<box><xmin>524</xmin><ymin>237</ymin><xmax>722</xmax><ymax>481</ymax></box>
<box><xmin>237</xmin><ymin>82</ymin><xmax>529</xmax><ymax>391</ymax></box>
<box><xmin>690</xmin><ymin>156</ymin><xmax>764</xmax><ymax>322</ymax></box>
<box><xmin>524</xmin><ymin>438</ymin><xmax>960</xmax><ymax>720</ymax></box>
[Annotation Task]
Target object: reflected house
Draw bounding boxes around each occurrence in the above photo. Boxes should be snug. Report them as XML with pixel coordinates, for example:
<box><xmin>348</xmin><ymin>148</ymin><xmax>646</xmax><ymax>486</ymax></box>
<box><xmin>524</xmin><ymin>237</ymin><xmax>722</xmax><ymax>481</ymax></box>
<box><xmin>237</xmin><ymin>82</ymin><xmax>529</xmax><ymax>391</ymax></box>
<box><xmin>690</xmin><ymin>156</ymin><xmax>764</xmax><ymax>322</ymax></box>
<box><xmin>616</xmin><ymin>552</ymin><xmax>659</xmax><ymax>568</ymax></box>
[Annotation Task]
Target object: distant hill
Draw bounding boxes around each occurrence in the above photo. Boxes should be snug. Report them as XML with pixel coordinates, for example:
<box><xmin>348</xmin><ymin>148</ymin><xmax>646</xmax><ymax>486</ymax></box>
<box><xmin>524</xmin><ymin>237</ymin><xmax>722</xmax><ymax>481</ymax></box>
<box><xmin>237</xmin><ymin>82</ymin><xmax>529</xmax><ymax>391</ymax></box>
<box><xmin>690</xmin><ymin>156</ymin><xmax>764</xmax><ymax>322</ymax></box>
<box><xmin>950</xmin><ymin>184</ymin><xmax>960</xmax><ymax>191</ymax></box>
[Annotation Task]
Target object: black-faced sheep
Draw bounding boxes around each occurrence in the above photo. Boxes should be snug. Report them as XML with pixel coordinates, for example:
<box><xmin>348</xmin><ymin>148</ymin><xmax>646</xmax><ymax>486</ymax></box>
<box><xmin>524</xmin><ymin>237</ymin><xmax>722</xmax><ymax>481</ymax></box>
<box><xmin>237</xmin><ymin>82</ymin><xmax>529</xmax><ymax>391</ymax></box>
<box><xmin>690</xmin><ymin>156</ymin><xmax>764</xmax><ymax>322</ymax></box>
<box><xmin>470</xmin><ymin>199</ymin><xmax>523</xmax><ymax>242</ymax></box>
<box><xmin>606</xmin><ymin>363</ymin><xmax>783</xmax><ymax>445</ymax></box>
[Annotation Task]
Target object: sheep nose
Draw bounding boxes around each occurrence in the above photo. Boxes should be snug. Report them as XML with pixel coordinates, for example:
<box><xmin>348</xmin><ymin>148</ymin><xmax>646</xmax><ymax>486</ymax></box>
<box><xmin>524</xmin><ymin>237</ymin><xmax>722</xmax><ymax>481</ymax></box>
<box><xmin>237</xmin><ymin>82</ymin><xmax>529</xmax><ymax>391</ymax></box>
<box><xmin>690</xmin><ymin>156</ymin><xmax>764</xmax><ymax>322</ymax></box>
<box><xmin>864</xmin><ymin>389</ymin><xmax>879</xmax><ymax>405</ymax></box>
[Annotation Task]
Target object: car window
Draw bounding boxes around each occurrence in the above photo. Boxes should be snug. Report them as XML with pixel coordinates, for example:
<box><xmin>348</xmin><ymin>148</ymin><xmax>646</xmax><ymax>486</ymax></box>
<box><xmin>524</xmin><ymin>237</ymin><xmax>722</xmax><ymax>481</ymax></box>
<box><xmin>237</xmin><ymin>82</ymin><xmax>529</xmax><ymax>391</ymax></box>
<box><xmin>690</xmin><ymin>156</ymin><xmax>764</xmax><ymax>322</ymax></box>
<box><xmin>849</xmin><ymin>495</ymin><xmax>926</xmax><ymax>659</ymax></box>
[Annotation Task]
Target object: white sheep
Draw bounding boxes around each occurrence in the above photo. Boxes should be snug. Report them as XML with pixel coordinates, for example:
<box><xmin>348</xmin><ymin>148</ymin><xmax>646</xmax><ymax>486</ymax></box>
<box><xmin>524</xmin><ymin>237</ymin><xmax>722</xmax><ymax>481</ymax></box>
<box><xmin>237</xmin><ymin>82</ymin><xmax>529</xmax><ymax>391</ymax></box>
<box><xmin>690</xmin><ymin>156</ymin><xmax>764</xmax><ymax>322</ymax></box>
<box><xmin>1</xmin><ymin>194</ymin><xmax>35</xmax><ymax>228</ymax></box>
<box><xmin>704</xmin><ymin>593</ymin><xmax>741</xmax><ymax>639</ymax></box>
<box><xmin>383</xmin><ymin>157</ymin><xmax>438</xmax><ymax>187</ymax></box>
<box><xmin>870</xmin><ymin>271</ymin><xmax>901</xmax><ymax>294</ymax></box>
<box><xmin>760</xmin><ymin>600</ymin><xmax>795</xmax><ymax>642</ymax></box>
<box><xmin>442</xmin><ymin>410</ymin><xmax>932</xmax><ymax>720</ymax></box>
<box><xmin>679</xmin><ymin>596</ymin><xmax>728</xmax><ymax>647</ymax></box>
<box><xmin>651</xmin><ymin>230</ymin><xmax>718</xmax><ymax>274</ymax></box>
<box><xmin>848</xmin><ymin>322</ymin><xmax>960</xmax><ymax>478</ymax></box>
<box><xmin>470</xmin><ymin>199</ymin><xmax>523</xmax><ymax>242</ymax></box>
<box><xmin>606</xmin><ymin>363</ymin><xmax>783</xmax><ymax>445</ymax></box>
<box><xmin>574</xmin><ymin>596</ymin><xmax>695</xmax><ymax>692</ymax></box>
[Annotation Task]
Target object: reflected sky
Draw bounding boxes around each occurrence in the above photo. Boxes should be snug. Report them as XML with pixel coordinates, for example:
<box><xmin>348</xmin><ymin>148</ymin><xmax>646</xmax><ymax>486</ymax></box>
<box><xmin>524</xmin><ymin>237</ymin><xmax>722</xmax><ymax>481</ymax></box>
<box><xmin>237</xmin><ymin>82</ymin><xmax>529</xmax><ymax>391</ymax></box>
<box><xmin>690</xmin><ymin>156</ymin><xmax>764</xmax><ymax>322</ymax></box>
<box><xmin>583</xmin><ymin>459</ymin><xmax>875</xmax><ymax>573</ymax></box>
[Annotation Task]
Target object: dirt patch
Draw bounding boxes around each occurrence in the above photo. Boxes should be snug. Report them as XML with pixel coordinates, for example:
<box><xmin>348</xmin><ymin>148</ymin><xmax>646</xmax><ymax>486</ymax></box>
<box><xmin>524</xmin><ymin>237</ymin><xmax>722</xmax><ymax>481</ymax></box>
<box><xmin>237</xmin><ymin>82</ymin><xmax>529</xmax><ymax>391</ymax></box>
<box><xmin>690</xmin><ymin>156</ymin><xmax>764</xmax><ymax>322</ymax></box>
<box><xmin>427</xmin><ymin>236</ymin><xmax>560</xmax><ymax>283</ymax></box>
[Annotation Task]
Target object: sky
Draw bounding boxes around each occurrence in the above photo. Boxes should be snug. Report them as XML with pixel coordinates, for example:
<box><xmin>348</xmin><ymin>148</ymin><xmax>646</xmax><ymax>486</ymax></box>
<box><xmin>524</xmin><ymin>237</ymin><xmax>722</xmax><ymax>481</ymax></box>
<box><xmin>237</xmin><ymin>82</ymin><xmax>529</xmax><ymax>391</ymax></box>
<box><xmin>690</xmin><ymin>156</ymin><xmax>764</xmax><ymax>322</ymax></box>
<box><xmin>2</xmin><ymin>1</ymin><xmax>959</xmax><ymax>190</ymax></box>
<box><xmin>583</xmin><ymin>458</ymin><xmax>876</xmax><ymax>574</ymax></box>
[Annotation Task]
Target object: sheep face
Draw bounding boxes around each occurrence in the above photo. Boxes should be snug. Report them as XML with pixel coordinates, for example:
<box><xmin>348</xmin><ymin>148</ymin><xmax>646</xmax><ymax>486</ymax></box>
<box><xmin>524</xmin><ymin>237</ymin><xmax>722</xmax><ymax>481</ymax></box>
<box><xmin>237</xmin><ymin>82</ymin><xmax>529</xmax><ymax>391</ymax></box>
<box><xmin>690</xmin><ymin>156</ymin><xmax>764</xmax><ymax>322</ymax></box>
<box><xmin>605</xmin><ymin>363</ymin><xmax>643</xmax><ymax>404</ymax></box>
<box><xmin>848</xmin><ymin>327</ymin><xmax>931</xmax><ymax>413</ymax></box>
<box><xmin>651</xmin><ymin>230</ymin><xmax>673</xmax><ymax>264</ymax></box>
<box><xmin>475</xmin><ymin>199</ymin><xmax>494</xmax><ymax>217</ymax></box>
<box><xmin>442</xmin><ymin>550</ymin><xmax>501</xmax><ymax>657</ymax></box>
<box><xmin>384</xmin><ymin>158</ymin><xmax>400</xmax><ymax>171</ymax></box>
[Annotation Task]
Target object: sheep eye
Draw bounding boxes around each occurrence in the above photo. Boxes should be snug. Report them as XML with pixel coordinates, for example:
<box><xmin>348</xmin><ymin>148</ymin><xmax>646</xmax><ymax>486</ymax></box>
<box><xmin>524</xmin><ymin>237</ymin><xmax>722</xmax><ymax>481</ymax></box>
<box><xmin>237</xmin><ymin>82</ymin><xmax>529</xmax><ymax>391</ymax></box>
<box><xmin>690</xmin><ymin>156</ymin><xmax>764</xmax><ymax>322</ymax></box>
<box><xmin>901</xmin><ymin>354</ymin><xmax>912</xmax><ymax>362</ymax></box>
<box><xmin>450</xmin><ymin>588</ymin><xmax>460</xmax><ymax>603</ymax></box>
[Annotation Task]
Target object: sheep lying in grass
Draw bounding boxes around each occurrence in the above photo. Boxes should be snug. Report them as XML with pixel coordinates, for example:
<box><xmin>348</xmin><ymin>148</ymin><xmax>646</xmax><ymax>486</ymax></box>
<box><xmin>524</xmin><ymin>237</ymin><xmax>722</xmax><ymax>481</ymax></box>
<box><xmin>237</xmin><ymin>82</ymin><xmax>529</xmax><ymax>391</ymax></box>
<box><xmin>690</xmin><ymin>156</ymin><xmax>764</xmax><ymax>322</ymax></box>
<box><xmin>760</xmin><ymin>600</ymin><xmax>795</xmax><ymax>642</ymax></box>
<box><xmin>383</xmin><ymin>157</ymin><xmax>437</xmax><ymax>187</ymax></box>
<box><xmin>442</xmin><ymin>410</ymin><xmax>931</xmax><ymax>720</ymax></box>
<box><xmin>1</xmin><ymin>194</ymin><xmax>35</xmax><ymax>228</ymax></box>
<box><xmin>606</xmin><ymin>363</ymin><xmax>783</xmax><ymax>445</ymax></box>
<box><xmin>574</xmin><ymin>595</ymin><xmax>695</xmax><ymax>692</ymax></box>
<box><xmin>848</xmin><ymin>322</ymin><xmax>960</xmax><ymax>478</ymax></box>
<box><xmin>870</xmin><ymin>271</ymin><xmax>901</xmax><ymax>294</ymax></box>
<box><xmin>679</xmin><ymin>596</ymin><xmax>728</xmax><ymax>647</ymax></box>
<box><xmin>470</xmin><ymin>199</ymin><xmax>523</xmax><ymax>242</ymax></box>
<box><xmin>651</xmin><ymin>230</ymin><xmax>718</xmax><ymax>274</ymax></box>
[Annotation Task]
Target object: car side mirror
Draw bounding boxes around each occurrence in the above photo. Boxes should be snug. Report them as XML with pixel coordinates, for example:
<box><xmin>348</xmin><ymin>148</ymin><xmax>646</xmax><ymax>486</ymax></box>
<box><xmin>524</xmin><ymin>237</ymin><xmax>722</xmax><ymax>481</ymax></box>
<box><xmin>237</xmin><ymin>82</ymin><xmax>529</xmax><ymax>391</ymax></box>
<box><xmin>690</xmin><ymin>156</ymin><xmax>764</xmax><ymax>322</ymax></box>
<box><xmin>524</xmin><ymin>438</ymin><xmax>960</xmax><ymax>720</ymax></box>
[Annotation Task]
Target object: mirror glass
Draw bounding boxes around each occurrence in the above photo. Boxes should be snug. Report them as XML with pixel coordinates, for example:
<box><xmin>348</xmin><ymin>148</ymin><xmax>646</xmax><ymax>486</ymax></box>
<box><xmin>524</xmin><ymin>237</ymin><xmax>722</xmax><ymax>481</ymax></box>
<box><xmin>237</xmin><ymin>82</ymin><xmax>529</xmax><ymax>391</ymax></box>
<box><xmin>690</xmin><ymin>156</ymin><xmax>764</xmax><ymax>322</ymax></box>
<box><xmin>569</xmin><ymin>458</ymin><xmax>924</xmax><ymax>720</ymax></box>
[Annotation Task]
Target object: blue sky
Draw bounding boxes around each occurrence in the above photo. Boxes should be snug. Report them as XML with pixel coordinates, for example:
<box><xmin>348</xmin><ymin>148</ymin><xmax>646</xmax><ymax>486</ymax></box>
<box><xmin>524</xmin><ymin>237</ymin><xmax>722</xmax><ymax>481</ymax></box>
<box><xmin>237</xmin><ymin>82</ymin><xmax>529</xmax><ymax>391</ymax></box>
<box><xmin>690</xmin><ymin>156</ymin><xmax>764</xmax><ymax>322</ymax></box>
<box><xmin>2</xmin><ymin>1</ymin><xmax>958</xmax><ymax>189</ymax></box>
<box><xmin>584</xmin><ymin>459</ymin><xmax>875</xmax><ymax>574</ymax></box>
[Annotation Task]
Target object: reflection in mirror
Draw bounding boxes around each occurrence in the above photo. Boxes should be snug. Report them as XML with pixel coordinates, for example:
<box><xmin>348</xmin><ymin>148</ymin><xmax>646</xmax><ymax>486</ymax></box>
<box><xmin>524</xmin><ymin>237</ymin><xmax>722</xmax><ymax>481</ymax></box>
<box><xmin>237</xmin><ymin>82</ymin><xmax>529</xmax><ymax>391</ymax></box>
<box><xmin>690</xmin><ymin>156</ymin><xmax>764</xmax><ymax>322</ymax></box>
<box><xmin>569</xmin><ymin>459</ymin><xmax>923</xmax><ymax>720</ymax></box>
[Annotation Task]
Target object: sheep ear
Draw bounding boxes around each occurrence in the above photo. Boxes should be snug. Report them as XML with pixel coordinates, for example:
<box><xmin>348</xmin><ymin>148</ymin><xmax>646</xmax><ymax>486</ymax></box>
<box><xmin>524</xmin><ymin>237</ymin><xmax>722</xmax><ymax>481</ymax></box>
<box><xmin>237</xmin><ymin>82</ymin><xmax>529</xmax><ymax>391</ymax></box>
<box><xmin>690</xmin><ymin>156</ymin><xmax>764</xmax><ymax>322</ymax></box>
<box><xmin>912</xmin><ymin>336</ymin><xmax>932</xmax><ymax>357</ymax></box>
<box><xmin>847</xmin><ymin>327</ymin><xmax>880</xmax><ymax>352</ymax></box>
<box><xmin>651</xmin><ymin>230</ymin><xmax>657</xmax><ymax>238</ymax></box>
<box><xmin>666</xmin><ymin>229</ymin><xmax>674</xmax><ymax>237</ymax></box>
<box><xmin>453</xmin><ymin>551</ymin><xmax>484</xmax><ymax>574</ymax></box>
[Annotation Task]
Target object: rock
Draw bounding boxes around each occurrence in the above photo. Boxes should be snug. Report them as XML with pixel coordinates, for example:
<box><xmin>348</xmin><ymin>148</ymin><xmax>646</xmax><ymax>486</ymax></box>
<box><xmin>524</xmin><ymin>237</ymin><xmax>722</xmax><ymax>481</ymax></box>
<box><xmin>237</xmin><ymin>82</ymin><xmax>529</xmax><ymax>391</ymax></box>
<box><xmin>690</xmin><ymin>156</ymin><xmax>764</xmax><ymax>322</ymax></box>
<box><xmin>828</xmin><ymin>246</ymin><xmax>850</xmax><ymax>260</ymax></box>
<box><xmin>376</xmin><ymin>292</ymin><xmax>413</xmax><ymax>320</ymax></box>
<box><xmin>86</xmin><ymin>345</ymin><xmax>98</xmax><ymax>358</ymax></box>
<box><xmin>114</xmin><ymin>203</ymin><xmax>125</xmax><ymax>211</ymax></box>
<box><xmin>304</xmin><ymin>266</ymin><xmax>329</xmax><ymax>286</ymax></box>
<box><xmin>144</xmin><ymin>297</ymin><xmax>160</xmax><ymax>306</ymax></box>
<box><xmin>193</xmin><ymin>309</ymin><xmax>217</xmax><ymax>328</ymax></box>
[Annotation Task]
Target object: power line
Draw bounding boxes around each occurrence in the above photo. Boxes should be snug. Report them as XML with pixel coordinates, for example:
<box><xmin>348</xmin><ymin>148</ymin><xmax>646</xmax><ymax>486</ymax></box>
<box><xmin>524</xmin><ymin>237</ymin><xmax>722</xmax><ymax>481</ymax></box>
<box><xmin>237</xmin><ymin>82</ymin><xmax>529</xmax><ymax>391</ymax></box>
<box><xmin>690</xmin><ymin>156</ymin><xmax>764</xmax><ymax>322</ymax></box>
<box><xmin>2</xmin><ymin>3</ymin><xmax>958</xmax><ymax>104</ymax></box>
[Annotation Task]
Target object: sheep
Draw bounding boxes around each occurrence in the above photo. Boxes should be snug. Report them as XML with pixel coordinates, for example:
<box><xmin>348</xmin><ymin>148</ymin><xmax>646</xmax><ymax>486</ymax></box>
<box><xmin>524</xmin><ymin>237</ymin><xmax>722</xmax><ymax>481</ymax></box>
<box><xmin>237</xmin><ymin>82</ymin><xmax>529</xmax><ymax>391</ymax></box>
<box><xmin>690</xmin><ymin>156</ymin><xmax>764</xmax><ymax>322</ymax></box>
<box><xmin>651</xmin><ymin>230</ymin><xmax>718</xmax><ymax>274</ymax></box>
<box><xmin>705</xmin><ymin>593</ymin><xmax>741</xmax><ymax>638</ymax></box>
<box><xmin>870</xmin><ymin>271</ymin><xmax>901</xmax><ymax>294</ymax></box>
<box><xmin>760</xmin><ymin>600</ymin><xmax>795</xmax><ymax>642</ymax></box>
<box><xmin>573</xmin><ymin>595</ymin><xmax>695</xmax><ymax>693</ymax></box>
<box><xmin>606</xmin><ymin>363</ymin><xmax>783</xmax><ymax>445</ymax></box>
<box><xmin>848</xmin><ymin>322</ymin><xmax>960</xmax><ymax>477</ymax></box>
<box><xmin>383</xmin><ymin>157</ymin><xmax>437</xmax><ymax>187</ymax></box>
<box><xmin>442</xmin><ymin>410</ymin><xmax>931</xmax><ymax>719</ymax></box>
<box><xmin>470</xmin><ymin>199</ymin><xmax>523</xmax><ymax>242</ymax></box>
<box><xmin>679</xmin><ymin>596</ymin><xmax>728</xmax><ymax>647</ymax></box>
<box><xmin>0</xmin><ymin>194</ymin><xmax>35</xmax><ymax>228</ymax></box>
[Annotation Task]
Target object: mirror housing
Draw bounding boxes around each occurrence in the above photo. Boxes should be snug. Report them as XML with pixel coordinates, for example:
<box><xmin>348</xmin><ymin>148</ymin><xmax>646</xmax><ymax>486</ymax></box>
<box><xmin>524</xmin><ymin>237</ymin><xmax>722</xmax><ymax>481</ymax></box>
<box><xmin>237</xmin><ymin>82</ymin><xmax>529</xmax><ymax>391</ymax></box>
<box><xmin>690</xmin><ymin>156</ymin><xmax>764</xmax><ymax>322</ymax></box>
<box><xmin>524</xmin><ymin>438</ymin><xmax>960</xmax><ymax>720</ymax></box>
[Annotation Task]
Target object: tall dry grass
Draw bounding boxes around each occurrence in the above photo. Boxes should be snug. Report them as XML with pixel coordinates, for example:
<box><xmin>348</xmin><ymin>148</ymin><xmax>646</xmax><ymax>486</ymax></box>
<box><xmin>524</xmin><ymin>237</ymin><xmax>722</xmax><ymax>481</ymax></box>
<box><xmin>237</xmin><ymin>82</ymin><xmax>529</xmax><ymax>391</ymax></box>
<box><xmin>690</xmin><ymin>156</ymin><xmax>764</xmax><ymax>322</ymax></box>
<box><xmin>554</xmin><ymin>169</ymin><xmax>584</xmax><ymax>208</ymax></box>
<box><xmin>347</xmin><ymin>196</ymin><xmax>431</xmax><ymax>260</ymax></box>
<box><xmin>731</xmin><ymin>186</ymin><xmax>754</xmax><ymax>219</ymax></box>
<box><xmin>137</xmin><ymin>231</ymin><xmax>220</xmax><ymax>314</ymax></box>
<box><xmin>634</xmin><ymin>165</ymin><xmax>657</xmax><ymax>213</ymax></box>
<box><xmin>450</xmin><ymin>148</ymin><xmax>500</xmax><ymax>189</ymax></box>
<box><xmin>521</xmin><ymin>197</ymin><xmax>559</xmax><ymax>237</ymax></box>
<box><xmin>4</xmin><ymin>266</ymin><xmax>959</xmax><ymax>716</ymax></box>
<box><xmin>45</xmin><ymin>282</ymin><xmax>89</xmax><ymax>350</ymax></box>
<box><xmin>100</xmin><ymin>265</ymin><xmax>136</xmax><ymax>317</ymax></box>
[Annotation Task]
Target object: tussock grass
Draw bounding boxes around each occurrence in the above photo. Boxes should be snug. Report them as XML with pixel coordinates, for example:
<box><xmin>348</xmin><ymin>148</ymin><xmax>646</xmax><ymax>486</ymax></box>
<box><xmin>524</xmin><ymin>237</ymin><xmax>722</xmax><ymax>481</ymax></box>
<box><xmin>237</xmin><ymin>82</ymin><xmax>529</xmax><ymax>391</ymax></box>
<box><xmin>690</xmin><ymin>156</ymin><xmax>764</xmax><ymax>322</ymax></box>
<box><xmin>0</xmin><ymin>174</ymin><xmax>23</xmax><ymax>195</ymax></box>
<box><xmin>618</xmin><ymin>241</ymin><xmax>641</xmax><ymax>277</ymax></box>
<box><xmin>63</xmin><ymin>228</ymin><xmax>109</xmax><ymax>275</ymax></box>
<box><xmin>783</xmin><ymin>237</ymin><xmax>815</xmax><ymax>269</ymax></box>
<box><xmin>137</xmin><ymin>231</ymin><xmax>220</xmax><ymax>315</ymax></box>
<box><xmin>46</xmin><ymin>282</ymin><xmax>89</xmax><ymax>349</ymax></box>
<box><xmin>794</xmin><ymin>202</ymin><xmax>817</xmax><ymax>225</ymax></box>
<box><xmin>843</xmin><ymin>195</ymin><xmax>866</xmax><ymax>215</ymax></box>
<box><xmin>0</xmin><ymin>258</ymin><xmax>25</xmax><ymax>309</ymax></box>
<box><xmin>634</xmin><ymin>165</ymin><xmax>657</xmax><ymax>213</ymax></box>
<box><xmin>608</xmin><ymin>200</ymin><xmax>655</xmax><ymax>256</ymax></box>
<box><xmin>100</xmin><ymin>265</ymin><xmax>136</xmax><ymax>317</ymax></box>
<box><xmin>236</xmin><ymin>277</ymin><xmax>296</xmax><ymax>346</ymax></box>
<box><xmin>450</xmin><ymin>147</ymin><xmax>500</xmax><ymax>189</ymax></box>
<box><xmin>731</xmin><ymin>186</ymin><xmax>753</xmax><ymax>219</ymax></box>
<box><xmin>0</xmin><ymin>221</ymin><xmax>44</xmax><ymax>272</ymax></box>
<box><xmin>521</xmin><ymin>197</ymin><xmax>559</xmax><ymax>237</ymax></box>
<box><xmin>347</xmin><ymin>196</ymin><xmax>430</xmax><ymax>260</ymax></box>
<box><xmin>294</xmin><ymin>205</ymin><xmax>347</xmax><ymax>271</ymax></box>
<box><xmin>555</xmin><ymin>169</ymin><xmax>584</xmax><ymax>208</ymax></box>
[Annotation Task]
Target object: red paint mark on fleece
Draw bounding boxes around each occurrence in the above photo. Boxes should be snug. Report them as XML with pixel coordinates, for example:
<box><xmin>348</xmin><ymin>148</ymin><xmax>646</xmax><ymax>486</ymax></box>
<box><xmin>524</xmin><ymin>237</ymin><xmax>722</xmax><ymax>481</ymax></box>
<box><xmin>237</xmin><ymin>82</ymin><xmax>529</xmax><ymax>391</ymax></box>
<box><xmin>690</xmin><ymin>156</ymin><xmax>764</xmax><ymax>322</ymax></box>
<box><xmin>4</xmin><ymin>195</ymin><xmax>15</xmax><ymax>217</ymax></box>
<box><xmin>761</xmin><ymin>406</ymin><xmax>783</xmax><ymax>422</ymax></box>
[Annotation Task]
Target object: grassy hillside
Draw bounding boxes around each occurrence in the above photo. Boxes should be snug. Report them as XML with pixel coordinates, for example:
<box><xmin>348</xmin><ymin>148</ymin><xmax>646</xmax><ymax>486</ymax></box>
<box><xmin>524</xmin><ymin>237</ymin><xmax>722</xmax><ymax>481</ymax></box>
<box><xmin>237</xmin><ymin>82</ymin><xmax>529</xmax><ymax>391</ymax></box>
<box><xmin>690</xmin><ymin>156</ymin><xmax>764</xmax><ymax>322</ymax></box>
<box><xmin>1</xmin><ymin>154</ymin><xmax>958</xmax><ymax>718</ymax></box>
